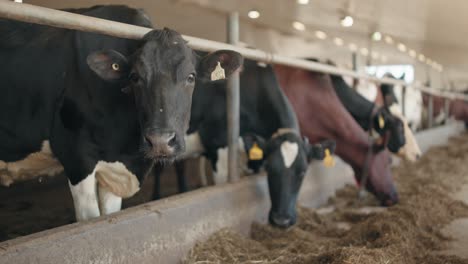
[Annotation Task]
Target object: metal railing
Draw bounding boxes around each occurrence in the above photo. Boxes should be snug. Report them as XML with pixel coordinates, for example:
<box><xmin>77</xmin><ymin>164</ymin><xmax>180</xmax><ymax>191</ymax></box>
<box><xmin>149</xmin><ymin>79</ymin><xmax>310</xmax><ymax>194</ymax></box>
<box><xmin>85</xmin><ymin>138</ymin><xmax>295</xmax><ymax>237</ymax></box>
<box><xmin>0</xmin><ymin>1</ymin><xmax>466</xmax><ymax>101</ymax></box>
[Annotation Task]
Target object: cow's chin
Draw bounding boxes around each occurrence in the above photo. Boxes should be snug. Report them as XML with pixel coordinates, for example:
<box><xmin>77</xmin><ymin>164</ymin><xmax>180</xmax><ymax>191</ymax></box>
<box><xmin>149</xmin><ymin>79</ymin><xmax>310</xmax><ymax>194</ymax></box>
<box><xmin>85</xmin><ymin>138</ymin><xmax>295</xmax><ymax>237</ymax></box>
<box><xmin>146</xmin><ymin>152</ymin><xmax>177</xmax><ymax>164</ymax></box>
<box><xmin>142</xmin><ymin>148</ymin><xmax>179</xmax><ymax>164</ymax></box>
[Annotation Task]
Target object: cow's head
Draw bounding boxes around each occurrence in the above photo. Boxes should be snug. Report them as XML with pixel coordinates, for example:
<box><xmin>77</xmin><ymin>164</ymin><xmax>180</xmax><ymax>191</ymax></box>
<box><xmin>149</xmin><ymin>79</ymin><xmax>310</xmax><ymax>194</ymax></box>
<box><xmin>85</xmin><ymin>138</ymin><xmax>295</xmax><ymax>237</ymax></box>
<box><xmin>244</xmin><ymin>132</ymin><xmax>337</xmax><ymax>228</ymax></box>
<box><xmin>263</xmin><ymin>132</ymin><xmax>308</xmax><ymax>228</ymax></box>
<box><xmin>87</xmin><ymin>28</ymin><xmax>242</xmax><ymax>161</ymax></box>
<box><xmin>353</xmin><ymin>149</ymin><xmax>399</xmax><ymax>206</ymax></box>
<box><xmin>373</xmin><ymin>107</ymin><xmax>406</xmax><ymax>153</ymax></box>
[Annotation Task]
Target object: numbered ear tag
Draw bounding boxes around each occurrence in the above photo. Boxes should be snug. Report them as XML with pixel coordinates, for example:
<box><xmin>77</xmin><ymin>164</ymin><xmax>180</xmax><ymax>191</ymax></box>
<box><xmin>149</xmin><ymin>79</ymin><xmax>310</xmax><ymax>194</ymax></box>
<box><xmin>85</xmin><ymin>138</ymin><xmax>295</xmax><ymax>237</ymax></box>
<box><xmin>211</xmin><ymin>61</ymin><xmax>226</xmax><ymax>81</ymax></box>
<box><xmin>378</xmin><ymin>114</ymin><xmax>385</xmax><ymax>129</ymax></box>
<box><xmin>248</xmin><ymin>143</ymin><xmax>263</xmax><ymax>160</ymax></box>
<box><xmin>323</xmin><ymin>149</ymin><xmax>335</xmax><ymax>168</ymax></box>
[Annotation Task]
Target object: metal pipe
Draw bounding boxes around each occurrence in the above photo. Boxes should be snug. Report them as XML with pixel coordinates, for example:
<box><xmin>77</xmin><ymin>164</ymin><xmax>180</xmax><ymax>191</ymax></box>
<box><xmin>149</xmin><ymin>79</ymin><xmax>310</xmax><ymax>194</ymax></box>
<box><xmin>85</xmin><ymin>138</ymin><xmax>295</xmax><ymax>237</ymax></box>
<box><xmin>351</xmin><ymin>51</ymin><xmax>358</xmax><ymax>90</ymax></box>
<box><xmin>428</xmin><ymin>94</ymin><xmax>434</xmax><ymax>128</ymax></box>
<box><xmin>444</xmin><ymin>98</ymin><xmax>450</xmax><ymax>123</ymax></box>
<box><xmin>0</xmin><ymin>1</ymin><xmax>466</xmax><ymax>100</ymax></box>
<box><xmin>226</xmin><ymin>12</ymin><xmax>240</xmax><ymax>183</ymax></box>
<box><xmin>401</xmin><ymin>85</ymin><xmax>406</xmax><ymax>117</ymax></box>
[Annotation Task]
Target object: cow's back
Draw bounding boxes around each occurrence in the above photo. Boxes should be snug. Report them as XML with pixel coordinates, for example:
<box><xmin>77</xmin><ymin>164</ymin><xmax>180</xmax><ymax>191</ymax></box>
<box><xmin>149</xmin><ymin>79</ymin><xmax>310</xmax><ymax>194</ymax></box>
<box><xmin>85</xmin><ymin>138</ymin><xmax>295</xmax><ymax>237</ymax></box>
<box><xmin>0</xmin><ymin>19</ymin><xmax>71</xmax><ymax>161</ymax></box>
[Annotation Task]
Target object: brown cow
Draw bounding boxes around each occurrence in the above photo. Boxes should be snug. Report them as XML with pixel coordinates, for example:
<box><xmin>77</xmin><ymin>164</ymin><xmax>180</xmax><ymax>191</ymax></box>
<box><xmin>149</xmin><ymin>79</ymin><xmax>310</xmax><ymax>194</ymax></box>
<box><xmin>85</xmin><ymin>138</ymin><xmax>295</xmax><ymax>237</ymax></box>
<box><xmin>422</xmin><ymin>94</ymin><xmax>468</xmax><ymax>125</ymax></box>
<box><xmin>274</xmin><ymin>65</ymin><xmax>398</xmax><ymax>206</ymax></box>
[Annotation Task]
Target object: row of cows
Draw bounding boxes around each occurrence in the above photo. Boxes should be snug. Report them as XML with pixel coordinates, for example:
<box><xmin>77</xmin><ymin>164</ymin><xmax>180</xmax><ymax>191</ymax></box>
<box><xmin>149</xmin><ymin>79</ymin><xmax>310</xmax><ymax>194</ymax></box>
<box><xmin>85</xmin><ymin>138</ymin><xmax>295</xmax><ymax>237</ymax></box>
<box><xmin>0</xmin><ymin>5</ymin><xmax>467</xmax><ymax>231</ymax></box>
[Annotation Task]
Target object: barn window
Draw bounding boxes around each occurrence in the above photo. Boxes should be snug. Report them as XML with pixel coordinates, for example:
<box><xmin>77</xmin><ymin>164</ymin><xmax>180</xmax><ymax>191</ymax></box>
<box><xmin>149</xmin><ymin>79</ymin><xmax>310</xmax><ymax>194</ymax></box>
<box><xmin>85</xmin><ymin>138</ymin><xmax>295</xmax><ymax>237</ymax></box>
<box><xmin>366</xmin><ymin>64</ymin><xmax>414</xmax><ymax>83</ymax></box>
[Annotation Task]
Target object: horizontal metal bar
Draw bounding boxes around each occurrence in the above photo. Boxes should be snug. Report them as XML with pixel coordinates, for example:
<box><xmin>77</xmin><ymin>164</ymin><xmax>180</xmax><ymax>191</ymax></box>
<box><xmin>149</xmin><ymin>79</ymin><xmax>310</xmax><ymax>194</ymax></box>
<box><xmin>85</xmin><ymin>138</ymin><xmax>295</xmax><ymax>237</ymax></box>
<box><xmin>0</xmin><ymin>1</ymin><xmax>466</xmax><ymax>100</ymax></box>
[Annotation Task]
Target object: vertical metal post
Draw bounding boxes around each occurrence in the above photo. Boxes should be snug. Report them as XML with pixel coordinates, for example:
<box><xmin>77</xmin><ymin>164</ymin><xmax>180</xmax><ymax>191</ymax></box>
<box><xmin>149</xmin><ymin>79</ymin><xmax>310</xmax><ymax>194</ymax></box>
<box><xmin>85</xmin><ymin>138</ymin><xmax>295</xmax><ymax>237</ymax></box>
<box><xmin>428</xmin><ymin>94</ymin><xmax>434</xmax><ymax>128</ymax></box>
<box><xmin>444</xmin><ymin>98</ymin><xmax>450</xmax><ymax>123</ymax></box>
<box><xmin>351</xmin><ymin>52</ymin><xmax>358</xmax><ymax>90</ymax></box>
<box><xmin>401</xmin><ymin>86</ymin><xmax>406</xmax><ymax>117</ymax></box>
<box><xmin>227</xmin><ymin>12</ymin><xmax>240</xmax><ymax>183</ymax></box>
<box><xmin>426</xmin><ymin>65</ymin><xmax>433</xmax><ymax>128</ymax></box>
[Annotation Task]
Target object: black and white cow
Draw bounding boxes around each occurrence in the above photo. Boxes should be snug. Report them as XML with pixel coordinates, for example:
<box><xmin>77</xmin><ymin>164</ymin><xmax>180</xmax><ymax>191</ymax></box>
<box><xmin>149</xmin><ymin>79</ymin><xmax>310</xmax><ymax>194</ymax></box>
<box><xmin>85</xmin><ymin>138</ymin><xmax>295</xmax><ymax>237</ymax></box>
<box><xmin>0</xmin><ymin>5</ymin><xmax>242</xmax><ymax>221</ymax></box>
<box><xmin>154</xmin><ymin>58</ymin><xmax>336</xmax><ymax>228</ymax></box>
<box><xmin>330</xmin><ymin>74</ymin><xmax>406</xmax><ymax>153</ymax></box>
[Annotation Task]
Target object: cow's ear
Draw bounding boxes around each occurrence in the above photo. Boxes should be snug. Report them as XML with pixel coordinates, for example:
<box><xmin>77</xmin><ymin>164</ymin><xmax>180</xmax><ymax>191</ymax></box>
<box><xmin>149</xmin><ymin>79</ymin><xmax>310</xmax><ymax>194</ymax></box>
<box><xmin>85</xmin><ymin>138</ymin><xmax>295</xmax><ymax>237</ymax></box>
<box><xmin>87</xmin><ymin>50</ymin><xmax>130</xmax><ymax>81</ymax></box>
<box><xmin>306</xmin><ymin>139</ymin><xmax>336</xmax><ymax>161</ymax></box>
<box><xmin>198</xmin><ymin>50</ymin><xmax>243</xmax><ymax>81</ymax></box>
<box><xmin>242</xmin><ymin>134</ymin><xmax>267</xmax><ymax>161</ymax></box>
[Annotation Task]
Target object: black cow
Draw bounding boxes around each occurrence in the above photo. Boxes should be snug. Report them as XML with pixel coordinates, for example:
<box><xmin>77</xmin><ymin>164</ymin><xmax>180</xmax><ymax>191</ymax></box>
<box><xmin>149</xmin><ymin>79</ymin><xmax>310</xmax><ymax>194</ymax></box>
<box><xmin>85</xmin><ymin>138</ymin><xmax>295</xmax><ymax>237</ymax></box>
<box><xmin>330</xmin><ymin>74</ymin><xmax>406</xmax><ymax>153</ymax></box>
<box><xmin>0</xmin><ymin>5</ymin><xmax>242</xmax><ymax>221</ymax></box>
<box><xmin>154</xmin><ymin>58</ymin><xmax>336</xmax><ymax>228</ymax></box>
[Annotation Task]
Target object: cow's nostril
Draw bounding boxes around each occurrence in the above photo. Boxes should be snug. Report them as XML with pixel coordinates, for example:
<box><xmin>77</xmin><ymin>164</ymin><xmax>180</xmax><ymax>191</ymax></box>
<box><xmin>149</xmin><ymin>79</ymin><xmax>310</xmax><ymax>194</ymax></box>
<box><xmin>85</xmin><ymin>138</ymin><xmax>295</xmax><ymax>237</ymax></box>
<box><xmin>145</xmin><ymin>135</ymin><xmax>154</xmax><ymax>147</ymax></box>
<box><xmin>167</xmin><ymin>133</ymin><xmax>176</xmax><ymax>147</ymax></box>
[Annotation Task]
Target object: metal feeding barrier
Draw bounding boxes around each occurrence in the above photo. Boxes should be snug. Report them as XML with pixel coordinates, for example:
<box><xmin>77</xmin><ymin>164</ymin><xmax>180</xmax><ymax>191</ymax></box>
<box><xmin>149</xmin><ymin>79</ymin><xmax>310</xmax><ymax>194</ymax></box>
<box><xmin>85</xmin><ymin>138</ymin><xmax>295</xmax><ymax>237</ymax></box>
<box><xmin>0</xmin><ymin>0</ymin><xmax>466</xmax><ymax>182</ymax></box>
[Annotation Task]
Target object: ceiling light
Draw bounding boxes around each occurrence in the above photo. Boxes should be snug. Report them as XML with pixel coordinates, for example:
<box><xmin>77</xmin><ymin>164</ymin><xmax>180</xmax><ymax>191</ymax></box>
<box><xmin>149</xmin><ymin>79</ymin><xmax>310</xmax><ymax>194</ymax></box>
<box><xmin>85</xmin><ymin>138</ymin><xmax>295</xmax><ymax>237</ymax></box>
<box><xmin>397</xmin><ymin>43</ymin><xmax>407</xmax><ymax>52</ymax></box>
<box><xmin>292</xmin><ymin>21</ymin><xmax>306</xmax><ymax>31</ymax></box>
<box><xmin>297</xmin><ymin>0</ymin><xmax>309</xmax><ymax>4</ymax></box>
<box><xmin>409</xmin><ymin>49</ymin><xmax>417</xmax><ymax>58</ymax></box>
<box><xmin>333</xmin><ymin>37</ymin><xmax>344</xmax><ymax>46</ymax></box>
<box><xmin>426</xmin><ymin>58</ymin><xmax>432</xmax><ymax>65</ymax></box>
<box><xmin>247</xmin><ymin>9</ymin><xmax>260</xmax><ymax>19</ymax></box>
<box><xmin>340</xmin><ymin>15</ymin><xmax>354</xmax><ymax>27</ymax></box>
<box><xmin>384</xmin><ymin>36</ymin><xmax>394</xmax><ymax>44</ymax></box>
<box><xmin>348</xmin><ymin>43</ymin><xmax>358</xmax><ymax>52</ymax></box>
<box><xmin>418</xmin><ymin>54</ymin><xmax>425</xmax><ymax>62</ymax></box>
<box><xmin>371</xmin><ymin>32</ymin><xmax>382</xmax><ymax>41</ymax></box>
<box><xmin>315</xmin><ymin>30</ymin><xmax>327</xmax><ymax>39</ymax></box>
<box><xmin>360</xmin><ymin>47</ymin><xmax>369</xmax><ymax>56</ymax></box>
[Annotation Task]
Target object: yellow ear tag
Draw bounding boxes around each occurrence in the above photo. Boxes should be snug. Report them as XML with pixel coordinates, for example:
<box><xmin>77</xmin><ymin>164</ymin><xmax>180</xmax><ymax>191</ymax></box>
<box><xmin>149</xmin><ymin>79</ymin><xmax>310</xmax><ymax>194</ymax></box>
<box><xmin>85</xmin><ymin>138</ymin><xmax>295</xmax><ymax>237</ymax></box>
<box><xmin>248</xmin><ymin>143</ymin><xmax>263</xmax><ymax>160</ymax></box>
<box><xmin>378</xmin><ymin>115</ymin><xmax>385</xmax><ymax>129</ymax></box>
<box><xmin>323</xmin><ymin>149</ymin><xmax>335</xmax><ymax>168</ymax></box>
<box><xmin>210</xmin><ymin>61</ymin><xmax>226</xmax><ymax>81</ymax></box>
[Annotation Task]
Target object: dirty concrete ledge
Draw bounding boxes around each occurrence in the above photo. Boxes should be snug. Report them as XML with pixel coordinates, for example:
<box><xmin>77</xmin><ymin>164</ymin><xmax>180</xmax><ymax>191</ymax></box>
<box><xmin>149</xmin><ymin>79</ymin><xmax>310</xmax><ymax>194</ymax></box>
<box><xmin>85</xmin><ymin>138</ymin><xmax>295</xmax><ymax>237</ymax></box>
<box><xmin>0</xmin><ymin>122</ymin><xmax>464</xmax><ymax>264</ymax></box>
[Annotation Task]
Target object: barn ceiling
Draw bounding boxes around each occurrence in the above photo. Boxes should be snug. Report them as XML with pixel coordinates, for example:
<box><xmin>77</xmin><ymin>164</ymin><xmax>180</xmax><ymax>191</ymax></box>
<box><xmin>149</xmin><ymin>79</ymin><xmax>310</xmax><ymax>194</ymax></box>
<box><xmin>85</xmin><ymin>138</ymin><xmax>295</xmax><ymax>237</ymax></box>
<box><xmin>23</xmin><ymin>0</ymin><xmax>468</xmax><ymax>86</ymax></box>
<box><xmin>182</xmin><ymin>0</ymin><xmax>467</xmax><ymax>51</ymax></box>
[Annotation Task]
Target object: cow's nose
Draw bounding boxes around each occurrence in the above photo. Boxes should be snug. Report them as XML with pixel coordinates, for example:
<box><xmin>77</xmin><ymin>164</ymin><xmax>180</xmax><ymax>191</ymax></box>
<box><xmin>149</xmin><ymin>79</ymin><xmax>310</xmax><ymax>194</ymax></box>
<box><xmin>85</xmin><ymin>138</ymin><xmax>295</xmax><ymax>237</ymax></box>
<box><xmin>145</xmin><ymin>132</ymin><xmax>177</xmax><ymax>154</ymax></box>
<box><xmin>269</xmin><ymin>213</ymin><xmax>295</xmax><ymax>229</ymax></box>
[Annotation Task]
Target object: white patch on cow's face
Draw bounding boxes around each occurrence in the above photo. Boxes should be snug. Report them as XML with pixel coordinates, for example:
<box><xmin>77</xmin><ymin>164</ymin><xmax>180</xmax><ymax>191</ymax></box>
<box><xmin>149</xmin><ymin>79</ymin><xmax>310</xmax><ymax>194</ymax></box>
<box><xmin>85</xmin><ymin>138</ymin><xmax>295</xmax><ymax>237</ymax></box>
<box><xmin>94</xmin><ymin>161</ymin><xmax>140</xmax><ymax>198</ymax></box>
<box><xmin>69</xmin><ymin>174</ymin><xmax>100</xmax><ymax>221</ymax></box>
<box><xmin>98</xmin><ymin>186</ymin><xmax>122</xmax><ymax>215</ymax></box>
<box><xmin>0</xmin><ymin>140</ymin><xmax>63</xmax><ymax>186</ymax></box>
<box><xmin>280</xmin><ymin>141</ymin><xmax>299</xmax><ymax>168</ymax></box>
<box><xmin>183</xmin><ymin>132</ymin><xmax>205</xmax><ymax>158</ymax></box>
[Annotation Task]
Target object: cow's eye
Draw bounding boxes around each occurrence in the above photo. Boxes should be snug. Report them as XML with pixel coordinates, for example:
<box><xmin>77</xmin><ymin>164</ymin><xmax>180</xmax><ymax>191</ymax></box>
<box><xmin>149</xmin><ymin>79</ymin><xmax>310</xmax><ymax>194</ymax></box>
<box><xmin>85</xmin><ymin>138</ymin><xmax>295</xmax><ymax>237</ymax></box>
<box><xmin>129</xmin><ymin>72</ymin><xmax>140</xmax><ymax>84</ymax></box>
<box><xmin>187</xmin><ymin>73</ymin><xmax>196</xmax><ymax>84</ymax></box>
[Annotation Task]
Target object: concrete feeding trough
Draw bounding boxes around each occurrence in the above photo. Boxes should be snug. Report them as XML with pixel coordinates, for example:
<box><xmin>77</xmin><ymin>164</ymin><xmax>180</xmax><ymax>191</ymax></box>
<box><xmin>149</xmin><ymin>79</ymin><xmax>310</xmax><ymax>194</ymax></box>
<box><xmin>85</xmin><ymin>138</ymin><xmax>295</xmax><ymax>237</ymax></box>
<box><xmin>0</xmin><ymin>123</ymin><xmax>464</xmax><ymax>264</ymax></box>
